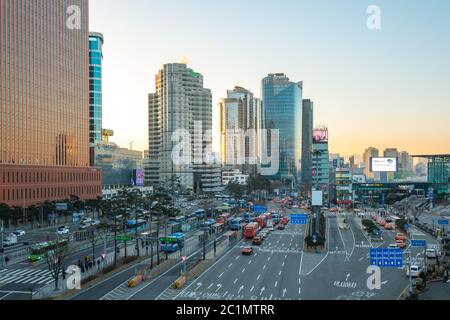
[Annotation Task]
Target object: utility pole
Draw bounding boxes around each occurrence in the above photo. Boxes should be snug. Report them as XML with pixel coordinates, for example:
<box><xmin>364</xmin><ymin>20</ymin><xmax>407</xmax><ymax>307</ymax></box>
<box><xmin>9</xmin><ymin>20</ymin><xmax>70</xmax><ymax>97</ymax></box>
<box><xmin>113</xmin><ymin>214</ymin><xmax>117</xmax><ymax>267</ymax></box>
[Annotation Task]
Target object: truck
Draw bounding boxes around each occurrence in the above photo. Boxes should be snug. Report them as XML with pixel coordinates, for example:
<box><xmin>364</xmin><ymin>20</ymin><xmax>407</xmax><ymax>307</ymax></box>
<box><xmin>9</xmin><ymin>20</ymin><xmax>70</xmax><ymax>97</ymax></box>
<box><xmin>3</xmin><ymin>234</ymin><xmax>18</xmax><ymax>247</ymax></box>
<box><xmin>244</xmin><ymin>222</ymin><xmax>259</xmax><ymax>238</ymax></box>
<box><xmin>216</xmin><ymin>213</ymin><xmax>231</xmax><ymax>225</ymax></box>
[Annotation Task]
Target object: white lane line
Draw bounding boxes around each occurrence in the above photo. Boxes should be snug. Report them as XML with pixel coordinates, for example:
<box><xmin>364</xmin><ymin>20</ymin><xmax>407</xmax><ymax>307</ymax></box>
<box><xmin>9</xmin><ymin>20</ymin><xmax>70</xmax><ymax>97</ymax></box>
<box><xmin>299</xmin><ymin>251</ymin><xmax>304</xmax><ymax>276</ymax></box>
<box><xmin>263</xmin><ymin>265</ymin><xmax>266</xmax><ymax>270</ymax></box>
<box><xmin>219</xmin><ymin>272</ymin><xmax>224</xmax><ymax>278</ymax></box>
<box><xmin>207</xmin><ymin>283</ymin><xmax>214</xmax><ymax>289</ymax></box>
<box><xmin>248</xmin><ymin>260</ymin><xmax>252</xmax><ymax>265</ymax></box>
<box><xmin>228</xmin><ymin>263</ymin><xmax>233</xmax><ymax>268</ymax></box>
<box><xmin>250</xmin><ymin>286</ymin><xmax>254</xmax><ymax>292</ymax></box>
<box><xmin>278</xmin><ymin>270</ymin><xmax>282</xmax><ymax>276</ymax></box>
<box><xmin>257</xmin><ymin>274</ymin><xmax>261</xmax><ymax>281</ymax></box>
<box><xmin>274</xmin><ymin>281</ymin><xmax>278</xmax><ymax>287</ymax></box>
<box><xmin>242</xmin><ymin>267</ymin><xmax>246</xmax><ymax>273</ymax></box>
<box><xmin>234</xmin><ymin>278</ymin><xmax>238</xmax><ymax>284</ymax></box>
<box><xmin>235</xmin><ymin>256</ymin><xmax>239</xmax><ymax>260</ymax></box>
<box><xmin>305</xmin><ymin>217</ymin><xmax>330</xmax><ymax>276</ymax></box>
<box><xmin>267</xmin><ymin>256</ymin><xmax>271</xmax><ymax>261</ymax></box>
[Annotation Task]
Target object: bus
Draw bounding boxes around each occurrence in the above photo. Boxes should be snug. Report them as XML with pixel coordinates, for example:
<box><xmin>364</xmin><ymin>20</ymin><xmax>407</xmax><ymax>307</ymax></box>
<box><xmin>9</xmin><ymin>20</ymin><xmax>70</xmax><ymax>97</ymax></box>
<box><xmin>243</xmin><ymin>212</ymin><xmax>257</xmax><ymax>223</ymax></box>
<box><xmin>216</xmin><ymin>213</ymin><xmax>231</xmax><ymax>225</ymax></box>
<box><xmin>229</xmin><ymin>218</ymin><xmax>245</xmax><ymax>231</ymax></box>
<box><xmin>193</xmin><ymin>209</ymin><xmax>206</xmax><ymax>219</ymax></box>
<box><xmin>28</xmin><ymin>239</ymin><xmax>69</xmax><ymax>262</ymax></box>
<box><xmin>169</xmin><ymin>215</ymin><xmax>186</xmax><ymax>224</ymax></box>
<box><xmin>159</xmin><ymin>233</ymin><xmax>185</xmax><ymax>253</ymax></box>
<box><xmin>244</xmin><ymin>222</ymin><xmax>259</xmax><ymax>238</ymax></box>
<box><xmin>126</xmin><ymin>219</ymin><xmax>147</xmax><ymax>230</ymax></box>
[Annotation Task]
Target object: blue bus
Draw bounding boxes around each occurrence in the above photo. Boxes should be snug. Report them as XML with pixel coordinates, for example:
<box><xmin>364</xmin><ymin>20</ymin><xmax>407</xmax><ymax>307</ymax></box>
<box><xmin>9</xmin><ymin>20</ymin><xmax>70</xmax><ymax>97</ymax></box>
<box><xmin>229</xmin><ymin>218</ymin><xmax>245</xmax><ymax>231</ymax></box>
<box><xmin>271</xmin><ymin>213</ymin><xmax>281</xmax><ymax>224</ymax></box>
<box><xmin>243</xmin><ymin>212</ymin><xmax>257</xmax><ymax>223</ymax></box>
<box><xmin>126</xmin><ymin>219</ymin><xmax>147</xmax><ymax>230</ymax></box>
<box><xmin>193</xmin><ymin>209</ymin><xmax>206</xmax><ymax>219</ymax></box>
<box><xmin>169</xmin><ymin>215</ymin><xmax>186</xmax><ymax>224</ymax></box>
<box><xmin>159</xmin><ymin>232</ymin><xmax>185</xmax><ymax>253</ymax></box>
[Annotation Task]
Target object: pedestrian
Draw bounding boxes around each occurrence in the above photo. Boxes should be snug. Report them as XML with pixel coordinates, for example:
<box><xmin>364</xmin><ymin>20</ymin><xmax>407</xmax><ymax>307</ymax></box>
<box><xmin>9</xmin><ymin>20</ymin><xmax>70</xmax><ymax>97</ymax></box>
<box><xmin>5</xmin><ymin>256</ymin><xmax>9</xmax><ymax>265</ymax></box>
<box><xmin>62</xmin><ymin>266</ymin><xmax>66</xmax><ymax>280</ymax></box>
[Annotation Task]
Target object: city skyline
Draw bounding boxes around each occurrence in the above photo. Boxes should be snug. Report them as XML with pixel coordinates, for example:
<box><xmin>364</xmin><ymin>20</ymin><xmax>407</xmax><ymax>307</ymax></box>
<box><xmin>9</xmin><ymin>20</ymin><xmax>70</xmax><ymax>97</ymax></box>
<box><xmin>90</xmin><ymin>0</ymin><xmax>450</xmax><ymax>156</ymax></box>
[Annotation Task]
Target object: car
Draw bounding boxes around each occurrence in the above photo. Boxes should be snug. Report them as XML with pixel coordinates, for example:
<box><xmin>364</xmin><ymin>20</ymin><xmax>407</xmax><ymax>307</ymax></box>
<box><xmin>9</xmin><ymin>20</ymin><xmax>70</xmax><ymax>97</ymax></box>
<box><xmin>80</xmin><ymin>217</ymin><xmax>93</xmax><ymax>224</ymax></box>
<box><xmin>268</xmin><ymin>226</ymin><xmax>274</xmax><ymax>232</ymax></box>
<box><xmin>13</xmin><ymin>230</ymin><xmax>26</xmax><ymax>237</ymax></box>
<box><xmin>396</xmin><ymin>240</ymin><xmax>407</xmax><ymax>249</ymax></box>
<box><xmin>277</xmin><ymin>224</ymin><xmax>285</xmax><ymax>230</ymax></box>
<box><xmin>57</xmin><ymin>226</ymin><xmax>70</xmax><ymax>235</ymax></box>
<box><xmin>384</xmin><ymin>223</ymin><xmax>394</xmax><ymax>230</ymax></box>
<box><xmin>426</xmin><ymin>248</ymin><xmax>438</xmax><ymax>259</ymax></box>
<box><xmin>91</xmin><ymin>220</ymin><xmax>101</xmax><ymax>226</ymax></box>
<box><xmin>79</xmin><ymin>223</ymin><xmax>92</xmax><ymax>230</ymax></box>
<box><xmin>395</xmin><ymin>233</ymin><xmax>407</xmax><ymax>241</ymax></box>
<box><xmin>242</xmin><ymin>246</ymin><xmax>253</xmax><ymax>255</ymax></box>
<box><xmin>252</xmin><ymin>237</ymin><xmax>263</xmax><ymax>245</ymax></box>
<box><xmin>389</xmin><ymin>244</ymin><xmax>398</xmax><ymax>249</ymax></box>
<box><xmin>406</xmin><ymin>265</ymin><xmax>423</xmax><ymax>278</ymax></box>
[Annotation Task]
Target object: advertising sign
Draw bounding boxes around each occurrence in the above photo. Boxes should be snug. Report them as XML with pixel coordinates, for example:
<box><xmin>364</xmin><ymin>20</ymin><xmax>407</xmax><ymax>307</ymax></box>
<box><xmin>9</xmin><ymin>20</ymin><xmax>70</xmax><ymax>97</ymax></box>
<box><xmin>312</xmin><ymin>129</ymin><xmax>328</xmax><ymax>144</ymax></box>
<box><xmin>134</xmin><ymin>169</ymin><xmax>145</xmax><ymax>186</ymax></box>
<box><xmin>56</xmin><ymin>203</ymin><xmax>68</xmax><ymax>211</ymax></box>
<box><xmin>312</xmin><ymin>190</ymin><xmax>323</xmax><ymax>206</ymax></box>
<box><xmin>370</xmin><ymin>157</ymin><xmax>398</xmax><ymax>172</ymax></box>
<box><xmin>370</xmin><ymin>248</ymin><xmax>403</xmax><ymax>267</ymax></box>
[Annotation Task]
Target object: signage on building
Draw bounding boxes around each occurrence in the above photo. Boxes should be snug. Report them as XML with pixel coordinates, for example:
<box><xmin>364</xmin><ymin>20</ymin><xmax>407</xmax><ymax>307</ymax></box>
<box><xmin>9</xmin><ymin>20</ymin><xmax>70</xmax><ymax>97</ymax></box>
<box><xmin>370</xmin><ymin>157</ymin><xmax>398</xmax><ymax>172</ymax></box>
<box><xmin>312</xmin><ymin>129</ymin><xmax>328</xmax><ymax>144</ymax></box>
<box><xmin>134</xmin><ymin>169</ymin><xmax>145</xmax><ymax>186</ymax></box>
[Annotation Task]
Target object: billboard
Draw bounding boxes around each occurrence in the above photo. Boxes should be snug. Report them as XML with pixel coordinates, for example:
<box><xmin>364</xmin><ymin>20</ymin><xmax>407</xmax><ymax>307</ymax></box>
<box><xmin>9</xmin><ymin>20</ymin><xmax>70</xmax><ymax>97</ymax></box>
<box><xmin>370</xmin><ymin>157</ymin><xmax>398</xmax><ymax>172</ymax></box>
<box><xmin>312</xmin><ymin>190</ymin><xmax>323</xmax><ymax>206</ymax></box>
<box><xmin>312</xmin><ymin>129</ymin><xmax>328</xmax><ymax>143</ymax></box>
<box><xmin>134</xmin><ymin>169</ymin><xmax>145</xmax><ymax>186</ymax></box>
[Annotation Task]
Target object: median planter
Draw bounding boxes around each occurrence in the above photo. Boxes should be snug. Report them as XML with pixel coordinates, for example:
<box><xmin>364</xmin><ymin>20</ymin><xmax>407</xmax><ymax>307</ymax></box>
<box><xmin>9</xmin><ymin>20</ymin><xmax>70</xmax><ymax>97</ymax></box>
<box><xmin>128</xmin><ymin>275</ymin><xmax>143</xmax><ymax>288</ymax></box>
<box><xmin>172</xmin><ymin>276</ymin><xmax>187</xmax><ymax>289</ymax></box>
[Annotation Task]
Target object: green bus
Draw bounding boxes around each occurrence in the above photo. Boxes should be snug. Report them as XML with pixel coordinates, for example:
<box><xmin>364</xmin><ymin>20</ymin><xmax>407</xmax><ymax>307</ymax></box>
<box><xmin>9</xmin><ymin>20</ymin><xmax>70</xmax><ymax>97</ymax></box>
<box><xmin>27</xmin><ymin>239</ymin><xmax>69</xmax><ymax>262</ymax></box>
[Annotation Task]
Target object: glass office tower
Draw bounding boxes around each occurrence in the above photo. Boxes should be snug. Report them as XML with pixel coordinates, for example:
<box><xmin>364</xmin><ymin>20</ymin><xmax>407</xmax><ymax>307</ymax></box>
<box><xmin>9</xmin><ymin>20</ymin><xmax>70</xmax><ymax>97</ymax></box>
<box><xmin>89</xmin><ymin>32</ymin><xmax>104</xmax><ymax>145</ymax></box>
<box><xmin>262</xmin><ymin>73</ymin><xmax>302</xmax><ymax>181</ymax></box>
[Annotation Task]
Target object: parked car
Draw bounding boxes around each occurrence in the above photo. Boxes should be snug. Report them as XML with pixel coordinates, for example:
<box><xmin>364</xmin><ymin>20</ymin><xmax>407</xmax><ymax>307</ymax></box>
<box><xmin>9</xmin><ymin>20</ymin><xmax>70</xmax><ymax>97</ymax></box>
<box><xmin>13</xmin><ymin>230</ymin><xmax>26</xmax><ymax>237</ymax></box>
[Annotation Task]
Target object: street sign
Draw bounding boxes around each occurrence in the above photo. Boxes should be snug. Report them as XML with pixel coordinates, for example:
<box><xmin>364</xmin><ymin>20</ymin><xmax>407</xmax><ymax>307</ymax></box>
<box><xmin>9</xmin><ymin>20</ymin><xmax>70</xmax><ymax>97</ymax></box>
<box><xmin>438</xmin><ymin>220</ymin><xmax>449</xmax><ymax>225</ymax></box>
<box><xmin>290</xmin><ymin>214</ymin><xmax>307</xmax><ymax>225</ymax></box>
<box><xmin>411</xmin><ymin>239</ymin><xmax>427</xmax><ymax>247</ymax></box>
<box><xmin>115</xmin><ymin>235</ymin><xmax>132</xmax><ymax>242</ymax></box>
<box><xmin>370</xmin><ymin>248</ymin><xmax>403</xmax><ymax>267</ymax></box>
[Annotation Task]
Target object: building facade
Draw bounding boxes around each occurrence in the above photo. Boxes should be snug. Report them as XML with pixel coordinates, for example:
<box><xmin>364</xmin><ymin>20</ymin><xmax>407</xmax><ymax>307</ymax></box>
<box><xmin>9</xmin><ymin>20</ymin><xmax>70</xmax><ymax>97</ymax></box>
<box><xmin>312</xmin><ymin>127</ymin><xmax>330</xmax><ymax>202</ymax></box>
<box><xmin>0</xmin><ymin>0</ymin><xmax>101</xmax><ymax>207</ymax></box>
<box><xmin>363</xmin><ymin>147</ymin><xmax>380</xmax><ymax>181</ymax></box>
<box><xmin>219</xmin><ymin>86</ymin><xmax>264</xmax><ymax>176</ymax></box>
<box><xmin>222</xmin><ymin>170</ymin><xmax>249</xmax><ymax>186</ymax></box>
<box><xmin>89</xmin><ymin>32</ymin><xmax>104</xmax><ymax>146</ymax></box>
<box><xmin>262</xmin><ymin>73</ymin><xmax>302</xmax><ymax>182</ymax></box>
<box><xmin>145</xmin><ymin>63</ymin><xmax>221</xmax><ymax>193</ymax></box>
<box><xmin>301</xmin><ymin>99</ymin><xmax>314</xmax><ymax>189</ymax></box>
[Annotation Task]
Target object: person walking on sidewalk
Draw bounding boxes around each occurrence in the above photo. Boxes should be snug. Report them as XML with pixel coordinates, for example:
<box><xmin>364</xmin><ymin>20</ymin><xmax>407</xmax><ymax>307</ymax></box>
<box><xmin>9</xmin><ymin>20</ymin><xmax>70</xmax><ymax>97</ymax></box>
<box><xmin>4</xmin><ymin>256</ymin><xmax>10</xmax><ymax>266</ymax></box>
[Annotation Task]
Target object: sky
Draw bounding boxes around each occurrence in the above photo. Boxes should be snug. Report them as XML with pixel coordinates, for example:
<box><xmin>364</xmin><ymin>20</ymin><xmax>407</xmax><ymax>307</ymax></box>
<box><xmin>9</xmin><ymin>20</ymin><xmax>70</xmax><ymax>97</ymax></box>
<box><xmin>89</xmin><ymin>0</ymin><xmax>450</xmax><ymax>157</ymax></box>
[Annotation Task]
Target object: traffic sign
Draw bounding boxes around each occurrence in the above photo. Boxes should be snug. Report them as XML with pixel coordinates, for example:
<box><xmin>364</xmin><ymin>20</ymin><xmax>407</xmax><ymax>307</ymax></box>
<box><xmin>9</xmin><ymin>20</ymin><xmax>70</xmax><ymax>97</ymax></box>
<box><xmin>438</xmin><ymin>220</ymin><xmax>449</xmax><ymax>225</ymax></box>
<box><xmin>411</xmin><ymin>239</ymin><xmax>427</xmax><ymax>247</ymax></box>
<box><xmin>370</xmin><ymin>248</ymin><xmax>403</xmax><ymax>267</ymax></box>
<box><xmin>115</xmin><ymin>235</ymin><xmax>132</xmax><ymax>241</ymax></box>
<box><xmin>290</xmin><ymin>214</ymin><xmax>307</xmax><ymax>225</ymax></box>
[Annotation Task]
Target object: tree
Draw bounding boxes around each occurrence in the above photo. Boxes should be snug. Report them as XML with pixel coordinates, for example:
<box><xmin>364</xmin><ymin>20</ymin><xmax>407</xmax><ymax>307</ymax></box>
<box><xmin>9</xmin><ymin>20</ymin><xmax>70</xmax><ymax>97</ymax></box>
<box><xmin>44</xmin><ymin>237</ymin><xmax>70</xmax><ymax>290</ymax></box>
<box><xmin>0</xmin><ymin>203</ymin><xmax>12</xmax><ymax>228</ymax></box>
<box><xmin>226</xmin><ymin>181</ymin><xmax>246</xmax><ymax>200</ymax></box>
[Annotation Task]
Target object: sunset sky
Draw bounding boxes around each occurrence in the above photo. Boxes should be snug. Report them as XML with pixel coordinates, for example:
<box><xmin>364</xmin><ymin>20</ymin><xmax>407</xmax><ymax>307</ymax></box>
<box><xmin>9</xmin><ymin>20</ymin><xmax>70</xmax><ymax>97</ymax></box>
<box><xmin>89</xmin><ymin>0</ymin><xmax>450</xmax><ymax>157</ymax></box>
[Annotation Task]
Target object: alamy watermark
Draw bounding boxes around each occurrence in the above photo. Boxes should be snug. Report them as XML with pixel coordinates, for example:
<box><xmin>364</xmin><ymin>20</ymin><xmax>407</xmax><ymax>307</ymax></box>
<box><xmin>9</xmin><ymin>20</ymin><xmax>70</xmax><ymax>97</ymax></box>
<box><xmin>66</xmin><ymin>5</ymin><xmax>81</xmax><ymax>30</ymax></box>
<box><xmin>366</xmin><ymin>265</ymin><xmax>382</xmax><ymax>290</ymax></box>
<box><xmin>66</xmin><ymin>265</ymin><xmax>81</xmax><ymax>290</ymax></box>
<box><xmin>367</xmin><ymin>5</ymin><xmax>381</xmax><ymax>30</ymax></box>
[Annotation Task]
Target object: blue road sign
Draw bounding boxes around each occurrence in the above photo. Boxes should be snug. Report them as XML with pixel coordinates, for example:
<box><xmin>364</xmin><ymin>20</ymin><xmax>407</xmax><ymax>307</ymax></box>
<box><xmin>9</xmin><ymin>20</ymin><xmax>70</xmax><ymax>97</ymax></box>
<box><xmin>290</xmin><ymin>214</ymin><xmax>307</xmax><ymax>225</ymax></box>
<box><xmin>411</xmin><ymin>239</ymin><xmax>427</xmax><ymax>247</ymax></box>
<box><xmin>252</xmin><ymin>205</ymin><xmax>267</xmax><ymax>214</ymax></box>
<box><xmin>370</xmin><ymin>248</ymin><xmax>403</xmax><ymax>268</ymax></box>
<box><xmin>438</xmin><ymin>220</ymin><xmax>449</xmax><ymax>225</ymax></box>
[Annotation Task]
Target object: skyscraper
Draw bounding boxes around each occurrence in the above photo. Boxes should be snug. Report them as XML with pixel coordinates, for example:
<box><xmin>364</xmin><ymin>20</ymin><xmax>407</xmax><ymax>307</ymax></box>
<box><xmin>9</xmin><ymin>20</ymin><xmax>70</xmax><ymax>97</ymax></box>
<box><xmin>146</xmin><ymin>63</ymin><xmax>221</xmax><ymax>192</ymax></box>
<box><xmin>89</xmin><ymin>32</ymin><xmax>104</xmax><ymax>146</ymax></box>
<box><xmin>262</xmin><ymin>73</ymin><xmax>302</xmax><ymax>182</ymax></box>
<box><xmin>363</xmin><ymin>147</ymin><xmax>379</xmax><ymax>181</ymax></box>
<box><xmin>219</xmin><ymin>86</ymin><xmax>264</xmax><ymax>176</ymax></box>
<box><xmin>301</xmin><ymin>99</ymin><xmax>313</xmax><ymax>189</ymax></box>
<box><xmin>0</xmin><ymin>0</ymin><xmax>101</xmax><ymax>207</ymax></box>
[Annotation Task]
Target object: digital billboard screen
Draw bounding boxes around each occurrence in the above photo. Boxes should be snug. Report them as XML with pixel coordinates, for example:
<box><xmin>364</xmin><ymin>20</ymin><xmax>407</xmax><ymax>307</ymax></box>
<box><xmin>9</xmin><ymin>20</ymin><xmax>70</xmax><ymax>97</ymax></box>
<box><xmin>312</xmin><ymin>129</ymin><xmax>328</xmax><ymax>143</ymax></box>
<box><xmin>134</xmin><ymin>169</ymin><xmax>145</xmax><ymax>186</ymax></box>
<box><xmin>370</xmin><ymin>157</ymin><xmax>398</xmax><ymax>172</ymax></box>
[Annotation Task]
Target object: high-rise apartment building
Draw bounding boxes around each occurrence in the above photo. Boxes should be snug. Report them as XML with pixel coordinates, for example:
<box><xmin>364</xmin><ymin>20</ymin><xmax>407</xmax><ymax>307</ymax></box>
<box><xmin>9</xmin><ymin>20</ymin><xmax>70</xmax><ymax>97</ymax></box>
<box><xmin>301</xmin><ymin>99</ymin><xmax>313</xmax><ymax>189</ymax></box>
<box><xmin>262</xmin><ymin>73</ymin><xmax>302</xmax><ymax>182</ymax></box>
<box><xmin>0</xmin><ymin>0</ymin><xmax>101</xmax><ymax>207</ymax></box>
<box><xmin>146</xmin><ymin>63</ymin><xmax>221</xmax><ymax>192</ymax></box>
<box><xmin>312</xmin><ymin>126</ymin><xmax>330</xmax><ymax>202</ymax></box>
<box><xmin>219</xmin><ymin>86</ymin><xmax>264</xmax><ymax>176</ymax></box>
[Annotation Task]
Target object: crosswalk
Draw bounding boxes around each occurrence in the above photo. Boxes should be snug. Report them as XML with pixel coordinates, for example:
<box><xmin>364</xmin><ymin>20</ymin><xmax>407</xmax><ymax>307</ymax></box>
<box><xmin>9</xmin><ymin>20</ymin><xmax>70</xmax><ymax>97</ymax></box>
<box><xmin>0</xmin><ymin>268</ymin><xmax>54</xmax><ymax>285</ymax></box>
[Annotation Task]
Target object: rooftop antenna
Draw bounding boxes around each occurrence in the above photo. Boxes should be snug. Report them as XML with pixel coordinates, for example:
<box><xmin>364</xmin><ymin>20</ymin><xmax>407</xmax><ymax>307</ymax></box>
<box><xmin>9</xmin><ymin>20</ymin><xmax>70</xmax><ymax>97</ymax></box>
<box><xmin>129</xmin><ymin>141</ymin><xmax>134</xmax><ymax>150</ymax></box>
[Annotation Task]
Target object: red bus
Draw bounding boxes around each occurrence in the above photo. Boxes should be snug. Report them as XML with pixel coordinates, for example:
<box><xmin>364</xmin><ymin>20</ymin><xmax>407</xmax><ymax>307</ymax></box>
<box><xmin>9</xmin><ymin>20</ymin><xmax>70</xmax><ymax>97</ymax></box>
<box><xmin>244</xmin><ymin>222</ymin><xmax>259</xmax><ymax>238</ymax></box>
<box><xmin>254</xmin><ymin>215</ymin><xmax>267</xmax><ymax>229</ymax></box>
<box><xmin>216</xmin><ymin>213</ymin><xmax>231</xmax><ymax>225</ymax></box>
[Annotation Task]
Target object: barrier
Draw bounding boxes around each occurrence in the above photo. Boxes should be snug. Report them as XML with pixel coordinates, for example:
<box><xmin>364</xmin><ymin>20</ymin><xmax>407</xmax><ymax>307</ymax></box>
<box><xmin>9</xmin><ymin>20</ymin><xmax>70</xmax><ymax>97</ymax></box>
<box><xmin>172</xmin><ymin>276</ymin><xmax>186</xmax><ymax>289</ymax></box>
<box><xmin>128</xmin><ymin>275</ymin><xmax>143</xmax><ymax>288</ymax></box>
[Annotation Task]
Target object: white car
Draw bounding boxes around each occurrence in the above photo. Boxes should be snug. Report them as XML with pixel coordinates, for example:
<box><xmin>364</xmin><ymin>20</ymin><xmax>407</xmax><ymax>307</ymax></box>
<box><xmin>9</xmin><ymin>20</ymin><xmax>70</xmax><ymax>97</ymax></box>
<box><xmin>406</xmin><ymin>265</ymin><xmax>423</xmax><ymax>278</ymax></box>
<box><xmin>13</xmin><ymin>230</ymin><xmax>26</xmax><ymax>237</ymax></box>
<box><xmin>57</xmin><ymin>226</ymin><xmax>70</xmax><ymax>235</ymax></box>
<box><xmin>80</xmin><ymin>217</ymin><xmax>93</xmax><ymax>224</ymax></box>
<box><xmin>268</xmin><ymin>226</ymin><xmax>274</xmax><ymax>232</ymax></box>
<box><xmin>426</xmin><ymin>248</ymin><xmax>438</xmax><ymax>259</ymax></box>
<box><xmin>91</xmin><ymin>220</ymin><xmax>101</xmax><ymax>226</ymax></box>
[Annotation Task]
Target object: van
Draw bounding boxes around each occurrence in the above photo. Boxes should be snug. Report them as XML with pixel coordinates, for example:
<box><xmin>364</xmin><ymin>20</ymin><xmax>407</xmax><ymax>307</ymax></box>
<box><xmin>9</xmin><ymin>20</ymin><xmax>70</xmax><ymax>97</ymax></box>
<box><xmin>3</xmin><ymin>234</ymin><xmax>18</xmax><ymax>247</ymax></box>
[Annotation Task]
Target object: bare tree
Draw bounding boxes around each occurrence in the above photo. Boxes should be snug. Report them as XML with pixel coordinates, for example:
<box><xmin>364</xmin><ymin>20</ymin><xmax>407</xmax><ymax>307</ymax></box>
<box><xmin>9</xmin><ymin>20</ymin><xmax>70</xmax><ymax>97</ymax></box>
<box><xmin>44</xmin><ymin>237</ymin><xmax>70</xmax><ymax>290</ymax></box>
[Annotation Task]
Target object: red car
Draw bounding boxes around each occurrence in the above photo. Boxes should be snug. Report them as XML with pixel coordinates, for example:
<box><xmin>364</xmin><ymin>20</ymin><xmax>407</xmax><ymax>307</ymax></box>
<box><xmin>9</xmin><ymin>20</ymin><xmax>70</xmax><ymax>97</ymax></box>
<box><xmin>242</xmin><ymin>246</ymin><xmax>253</xmax><ymax>255</ymax></box>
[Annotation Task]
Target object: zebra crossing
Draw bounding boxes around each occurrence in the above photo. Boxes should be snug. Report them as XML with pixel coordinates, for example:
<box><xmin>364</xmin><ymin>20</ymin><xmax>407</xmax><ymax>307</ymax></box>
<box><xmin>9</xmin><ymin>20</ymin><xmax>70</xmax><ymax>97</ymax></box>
<box><xmin>0</xmin><ymin>268</ymin><xmax>54</xmax><ymax>286</ymax></box>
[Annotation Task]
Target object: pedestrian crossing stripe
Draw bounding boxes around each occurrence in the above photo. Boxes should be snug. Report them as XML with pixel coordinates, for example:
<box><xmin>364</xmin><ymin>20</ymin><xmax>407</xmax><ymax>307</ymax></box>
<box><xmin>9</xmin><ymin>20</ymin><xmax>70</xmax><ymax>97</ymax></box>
<box><xmin>0</xmin><ymin>268</ymin><xmax>53</xmax><ymax>285</ymax></box>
